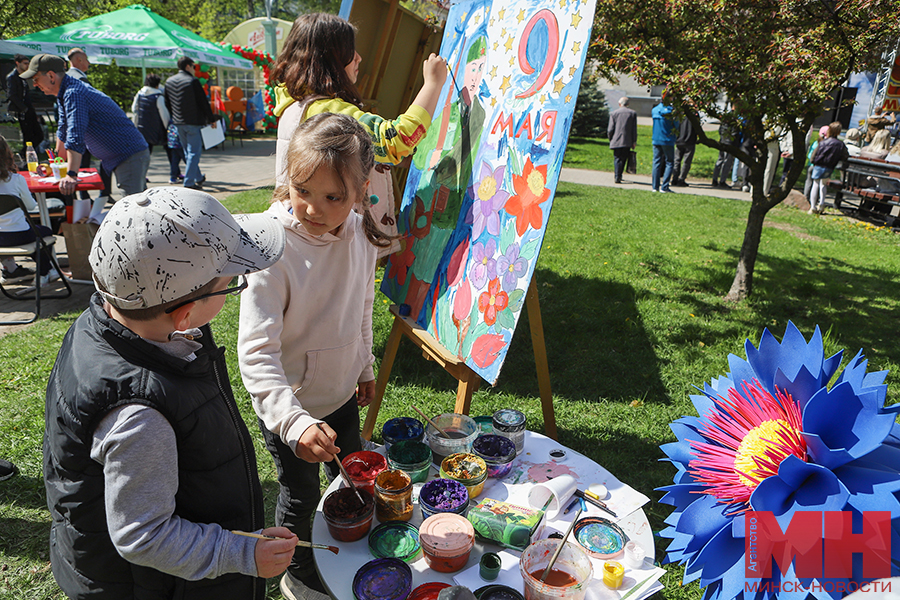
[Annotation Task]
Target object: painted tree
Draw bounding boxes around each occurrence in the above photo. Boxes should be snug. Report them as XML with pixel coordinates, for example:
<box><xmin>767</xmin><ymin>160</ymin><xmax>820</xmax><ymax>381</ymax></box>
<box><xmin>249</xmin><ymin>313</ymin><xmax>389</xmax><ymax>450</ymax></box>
<box><xmin>590</xmin><ymin>0</ymin><xmax>900</xmax><ymax>300</ymax></box>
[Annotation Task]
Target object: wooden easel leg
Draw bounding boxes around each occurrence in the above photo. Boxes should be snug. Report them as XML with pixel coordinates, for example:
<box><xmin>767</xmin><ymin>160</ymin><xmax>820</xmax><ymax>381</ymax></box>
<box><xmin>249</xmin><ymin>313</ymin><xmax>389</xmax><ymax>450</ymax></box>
<box><xmin>453</xmin><ymin>370</ymin><xmax>481</xmax><ymax>415</ymax></box>
<box><xmin>526</xmin><ymin>279</ymin><xmax>557</xmax><ymax>440</ymax></box>
<box><xmin>362</xmin><ymin>315</ymin><xmax>404</xmax><ymax>440</ymax></box>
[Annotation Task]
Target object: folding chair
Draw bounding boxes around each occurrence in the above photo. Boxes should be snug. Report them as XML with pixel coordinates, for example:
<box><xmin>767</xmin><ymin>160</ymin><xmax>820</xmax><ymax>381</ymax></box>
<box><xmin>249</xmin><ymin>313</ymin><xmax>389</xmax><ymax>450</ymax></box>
<box><xmin>0</xmin><ymin>194</ymin><xmax>72</xmax><ymax>325</ymax></box>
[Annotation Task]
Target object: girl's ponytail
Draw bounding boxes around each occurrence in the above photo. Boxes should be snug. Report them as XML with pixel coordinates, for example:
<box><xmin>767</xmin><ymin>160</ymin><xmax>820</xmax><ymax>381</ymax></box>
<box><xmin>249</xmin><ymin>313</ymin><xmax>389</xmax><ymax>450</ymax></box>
<box><xmin>359</xmin><ymin>199</ymin><xmax>395</xmax><ymax>248</ymax></box>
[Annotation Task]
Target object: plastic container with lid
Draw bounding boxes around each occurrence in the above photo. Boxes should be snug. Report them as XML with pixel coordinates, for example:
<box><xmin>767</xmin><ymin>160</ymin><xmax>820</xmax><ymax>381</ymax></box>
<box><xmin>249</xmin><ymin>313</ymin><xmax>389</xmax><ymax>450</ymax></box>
<box><xmin>440</xmin><ymin>453</ymin><xmax>487</xmax><ymax>499</ymax></box>
<box><xmin>352</xmin><ymin>557</ymin><xmax>412</xmax><ymax>600</ymax></box>
<box><xmin>519</xmin><ymin>539</ymin><xmax>593</xmax><ymax>600</ymax></box>
<box><xmin>474</xmin><ymin>415</ymin><xmax>494</xmax><ymax>435</ymax></box>
<box><xmin>425</xmin><ymin>413</ymin><xmax>480</xmax><ymax>466</ymax></box>
<box><xmin>419</xmin><ymin>477</ymin><xmax>470</xmax><ymax>519</ymax></box>
<box><xmin>408</xmin><ymin>582</ymin><xmax>452</xmax><ymax>600</ymax></box>
<box><xmin>472</xmin><ymin>434</ymin><xmax>517</xmax><ymax>478</ymax></box>
<box><xmin>381</xmin><ymin>417</ymin><xmax>425</xmax><ymax>451</ymax></box>
<box><xmin>374</xmin><ymin>469</ymin><xmax>413</xmax><ymax>522</ymax></box>
<box><xmin>419</xmin><ymin>512</ymin><xmax>475</xmax><ymax>573</ymax></box>
<box><xmin>368</xmin><ymin>521</ymin><xmax>421</xmax><ymax>562</ymax></box>
<box><xmin>322</xmin><ymin>487</ymin><xmax>375</xmax><ymax>542</ymax></box>
<box><xmin>492</xmin><ymin>409</ymin><xmax>526</xmax><ymax>455</ymax></box>
<box><xmin>342</xmin><ymin>451</ymin><xmax>388</xmax><ymax>497</ymax></box>
<box><xmin>387</xmin><ymin>440</ymin><xmax>432</xmax><ymax>484</ymax></box>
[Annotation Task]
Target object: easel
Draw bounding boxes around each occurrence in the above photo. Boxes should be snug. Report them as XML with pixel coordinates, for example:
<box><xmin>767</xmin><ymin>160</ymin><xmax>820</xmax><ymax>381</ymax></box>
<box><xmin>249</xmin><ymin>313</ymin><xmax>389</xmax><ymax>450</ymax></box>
<box><xmin>362</xmin><ymin>277</ymin><xmax>557</xmax><ymax>440</ymax></box>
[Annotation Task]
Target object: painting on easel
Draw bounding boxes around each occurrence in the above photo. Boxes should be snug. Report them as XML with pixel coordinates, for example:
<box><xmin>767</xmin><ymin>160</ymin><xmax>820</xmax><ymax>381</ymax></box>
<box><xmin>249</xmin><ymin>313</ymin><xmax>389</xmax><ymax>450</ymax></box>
<box><xmin>381</xmin><ymin>0</ymin><xmax>597</xmax><ymax>384</ymax></box>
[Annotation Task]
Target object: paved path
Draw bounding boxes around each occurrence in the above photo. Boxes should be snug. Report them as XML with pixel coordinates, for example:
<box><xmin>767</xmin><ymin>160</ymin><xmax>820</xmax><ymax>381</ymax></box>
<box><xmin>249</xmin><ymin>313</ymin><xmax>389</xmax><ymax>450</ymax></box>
<box><xmin>2</xmin><ymin>136</ymin><xmax>760</xmax><ymax>336</ymax></box>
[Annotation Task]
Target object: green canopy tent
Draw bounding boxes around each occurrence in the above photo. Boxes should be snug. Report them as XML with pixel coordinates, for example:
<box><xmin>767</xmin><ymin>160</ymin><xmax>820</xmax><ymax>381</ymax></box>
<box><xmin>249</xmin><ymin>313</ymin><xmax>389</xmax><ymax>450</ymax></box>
<box><xmin>8</xmin><ymin>4</ymin><xmax>253</xmax><ymax>73</ymax></box>
<box><xmin>0</xmin><ymin>40</ymin><xmax>38</xmax><ymax>58</ymax></box>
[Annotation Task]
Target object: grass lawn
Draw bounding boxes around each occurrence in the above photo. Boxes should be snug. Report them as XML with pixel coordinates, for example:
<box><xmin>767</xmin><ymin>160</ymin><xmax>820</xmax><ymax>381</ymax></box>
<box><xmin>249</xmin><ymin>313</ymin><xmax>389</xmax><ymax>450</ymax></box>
<box><xmin>2</xmin><ymin>184</ymin><xmax>899</xmax><ymax>599</ymax></box>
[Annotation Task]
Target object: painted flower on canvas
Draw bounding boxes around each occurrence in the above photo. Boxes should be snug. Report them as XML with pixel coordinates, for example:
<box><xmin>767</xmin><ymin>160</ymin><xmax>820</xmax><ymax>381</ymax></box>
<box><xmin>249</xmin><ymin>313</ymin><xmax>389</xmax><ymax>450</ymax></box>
<box><xmin>659</xmin><ymin>322</ymin><xmax>900</xmax><ymax>600</ymax></box>
<box><xmin>505</xmin><ymin>156</ymin><xmax>549</xmax><ymax>236</ymax></box>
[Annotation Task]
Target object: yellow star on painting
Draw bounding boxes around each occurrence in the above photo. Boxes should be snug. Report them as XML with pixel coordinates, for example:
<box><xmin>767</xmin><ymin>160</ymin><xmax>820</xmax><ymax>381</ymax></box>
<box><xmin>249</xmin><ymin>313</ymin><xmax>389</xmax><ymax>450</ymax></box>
<box><xmin>517</xmin><ymin>9</ymin><xmax>526</xmax><ymax>23</ymax></box>
<box><xmin>569</xmin><ymin>66</ymin><xmax>577</xmax><ymax>78</ymax></box>
<box><xmin>490</xmin><ymin>66</ymin><xmax>498</xmax><ymax>78</ymax></box>
<box><xmin>504</xmin><ymin>35</ymin><xmax>514</xmax><ymax>52</ymax></box>
<box><xmin>500</xmin><ymin>76</ymin><xmax>511</xmax><ymax>94</ymax></box>
<box><xmin>490</xmin><ymin>97</ymin><xmax>497</xmax><ymax>107</ymax></box>
<box><xmin>509</xmin><ymin>55</ymin><xmax>515</xmax><ymax>67</ymax></box>
<box><xmin>474</xmin><ymin>14</ymin><xmax>481</xmax><ymax>24</ymax></box>
<box><xmin>501</xmin><ymin>28</ymin><xmax>507</xmax><ymax>37</ymax></box>
<box><xmin>571</xmin><ymin>11</ymin><xmax>582</xmax><ymax>28</ymax></box>
<box><xmin>565</xmin><ymin>94</ymin><xmax>572</xmax><ymax>103</ymax></box>
<box><xmin>498</xmin><ymin>8</ymin><xmax>506</xmax><ymax>19</ymax></box>
<box><xmin>490</xmin><ymin>18</ymin><xmax>495</xmax><ymax>26</ymax></box>
<box><xmin>559</xmin><ymin>0</ymin><xmax>566</xmax><ymax>9</ymax></box>
<box><xmin>539</xmin><ymin>94</ymin><xmax>546</xmax><ymax>104</ymax></box>
<box><xmin>553</xmin><ymin>78</ymin><xmax>565</xmax><ymax>93</ymax></box>
<box><xmin>572</xmin><ymin>41</ymin><xmax>581</xmax><ymax>54</ymax></box>
<box><xmin>460</xmin><ymin>11</ymin><xmax>467</xmax><ymax>20</ymax></box>
<box><xmin>493</xmin><ymin>41</ymin><xmax>499</xmax><ymax>51</ymax></box>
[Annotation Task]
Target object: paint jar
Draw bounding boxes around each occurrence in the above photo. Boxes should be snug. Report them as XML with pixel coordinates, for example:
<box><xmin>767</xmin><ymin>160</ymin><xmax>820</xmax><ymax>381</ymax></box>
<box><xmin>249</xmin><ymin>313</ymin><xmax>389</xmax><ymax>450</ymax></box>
<box><xmin>519</xmin><ymin>539</ymin><xmax>593</xmax><ymax>600</ymax></box>
<box><xmin>374</xmin><ymin>469</ymin><xmax>413</xmax><ymax>522</ymax></box>
<box><xmin>474</xmin><ymin>415</ymin><xmax>494</xmax><ymax>435</ymax></box>
<box><xmin>342</xmin><ymin>451</ymin><xmax>387</xmax><ymax>497</ymax></box>
<box><xmin>407</xmin><ymin>582</ymin><xmax>452</xmax><ymax>600</ymax></box>
<box><xmin>322</xmin><ymin>487</ymin><xmax>375</xmax><ymax>542</ymax></box>
<box><xmin>419</xmin><ymin>513</ymin><xmax>475</xmax><ymax>573</ymax></box>
<box><xmin>624</xmin><ymin>540</ymin><xmax>645</xmax><ymax>568</ymax></box>
<box><xmin>352</xmin><ymin>557</ymin><xmax>412</xmax><ymax>600</ymax></box>
<box><xmin>480</xmin><ymin>552</ymin><xmax>502</xmax><ymax>581</ymax></box>
<box><xmin>440</xmin><ymin>453</ymin><xmax>488</xmax><ymax>500</ymax></box>
<box><xmin>387</xmin><ymin>440</ymin><xmax>432</xmax><ymax>484</ymax></box>
<box><xmin>418</xmin><ymin>478</ymin><xmax>470</xmax><ymax>519</ymax></box>
<box><xmin>381</xmin><ymin>417</ymin><xmax>425</xmax><ymax>452</ymax></box>
<box><xmin>492</xmin><ymin>409</ymin><xmax>526</xmax><ymax>455</ymax></box>
<box><xmin>602</xmin><ymin>561</ymin><xmax>624</xmax><ymax>589</ymax></box>
<box><xmin>472</xmin><ymin>434</ymin><xmax>517</xmax><ymax>478</ymax></box>
<box><xmin>425</xmin><ymin>413</ymin><xmax>479</xmax><ymax>466</ymax></box>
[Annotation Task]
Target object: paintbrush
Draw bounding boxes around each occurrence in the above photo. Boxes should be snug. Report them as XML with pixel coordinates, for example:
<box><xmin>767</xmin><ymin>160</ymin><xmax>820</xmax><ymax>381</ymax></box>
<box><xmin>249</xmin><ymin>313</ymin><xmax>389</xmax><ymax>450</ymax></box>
<box><xmin>231</xmin><ymin>530</ymin><xmax>339</xmax><ymax>555</ymax></box>
<box><xmin>411</xmin><ymin>405</ymin><xmax>452</xmax><ymax>438</ymax></box>
<box><xmin>541</xmin><ymin>508</ymin><xmax>582</xmax><ymax>582</ymax></box>
<box><xmin>574</xmin><ymin>489</ymin><xmax>617</xmax><ymax>518</ymax></box>
<box><xmin>316</xmin><ymin>422</ymin><xmax>366</xmax><ymax>507</ymax></box>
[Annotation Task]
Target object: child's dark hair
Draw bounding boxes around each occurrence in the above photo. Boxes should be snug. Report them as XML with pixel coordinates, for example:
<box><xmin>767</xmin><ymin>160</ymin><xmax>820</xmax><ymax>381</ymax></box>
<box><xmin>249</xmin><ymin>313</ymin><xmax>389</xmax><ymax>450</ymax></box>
<box><xmin>275</xmin><ymin>113</ymin><xmax>392</xmax><ymax>248</ymax></box>
<box><xmin>0</xmin><ymin>136</ymin><xmax>16</xmax><ymax>182</ymax></box>
<box><xmin>273</xmin><ymin>13</ymin><xmax>363</xmax><ymax>107</ymax></box>
<box><xmin>145</xmin><ymin>73</ymin><xmax>161</xmax><ymax>88</ymax></box>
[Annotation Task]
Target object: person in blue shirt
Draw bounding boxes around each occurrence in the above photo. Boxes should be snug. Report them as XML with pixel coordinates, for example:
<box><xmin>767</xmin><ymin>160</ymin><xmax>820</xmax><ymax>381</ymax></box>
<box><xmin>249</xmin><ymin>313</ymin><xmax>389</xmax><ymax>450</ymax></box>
<box><xmin>21</xmin><ymin>54</ymin><xmax>149</xmax><ymax>198</ymax></box>
<box><xmin>651</xmin><ymin>101</ymin><xmax>678</xmax><ymax>193</ymax></box>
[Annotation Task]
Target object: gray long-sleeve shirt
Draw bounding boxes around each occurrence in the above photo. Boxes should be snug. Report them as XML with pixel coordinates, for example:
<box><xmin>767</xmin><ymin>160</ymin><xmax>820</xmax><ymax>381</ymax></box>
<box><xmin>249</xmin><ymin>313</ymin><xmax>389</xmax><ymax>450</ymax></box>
<box><xmin>89</xmin><ymin>329</ymin><xmax>259</xmax><ymax>581</ymax></box>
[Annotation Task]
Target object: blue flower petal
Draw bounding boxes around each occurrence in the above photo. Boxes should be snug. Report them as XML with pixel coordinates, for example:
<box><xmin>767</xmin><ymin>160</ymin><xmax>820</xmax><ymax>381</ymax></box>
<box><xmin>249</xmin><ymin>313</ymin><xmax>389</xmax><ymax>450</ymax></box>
<box><xmin>744</xmin><ymin>324</ymin><xmax>823</xmax><ymax>394</ymax></box>
<box><xmin>803</xmin><ymin>381</ymin><xmax>896</xmax><ymax>469</ymax></box>
<box><xmin>751</xmin><ymin>456</ymin><xmax>849</xmax><ymax>528</ymax></box>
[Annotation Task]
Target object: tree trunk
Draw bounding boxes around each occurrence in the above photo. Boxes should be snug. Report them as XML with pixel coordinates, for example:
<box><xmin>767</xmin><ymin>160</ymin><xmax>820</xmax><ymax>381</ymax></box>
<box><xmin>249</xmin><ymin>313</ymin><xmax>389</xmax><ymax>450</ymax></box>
<box><xmin>725</xmin><ymin>194</ymin><xmax>771</xmax><ymax>302</ymax></box>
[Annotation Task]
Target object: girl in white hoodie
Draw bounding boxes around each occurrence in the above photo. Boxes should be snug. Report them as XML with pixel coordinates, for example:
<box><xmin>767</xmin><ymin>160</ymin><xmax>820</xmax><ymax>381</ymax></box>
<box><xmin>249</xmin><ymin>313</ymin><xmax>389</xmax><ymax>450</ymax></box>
<box><xmin>237</xmin><ymin>112</ymin><xmax>391</xmax><ymax>600</ymax></box>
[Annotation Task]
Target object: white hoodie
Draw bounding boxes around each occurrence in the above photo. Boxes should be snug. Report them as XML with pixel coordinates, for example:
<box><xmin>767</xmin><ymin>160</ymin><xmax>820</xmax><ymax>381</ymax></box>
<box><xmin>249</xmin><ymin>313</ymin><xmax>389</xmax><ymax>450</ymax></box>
<box><xmin>238</xmin><ymin>199</ymin><xmax>376</xmax><ymax>453</ymax></box>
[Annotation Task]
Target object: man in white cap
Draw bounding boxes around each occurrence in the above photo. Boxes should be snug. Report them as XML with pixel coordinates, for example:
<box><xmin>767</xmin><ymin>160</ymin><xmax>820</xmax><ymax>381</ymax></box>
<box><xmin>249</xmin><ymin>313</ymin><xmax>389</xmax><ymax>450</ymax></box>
<box><xmin>44</xmin><ymin>187</ymin><xmax>293</xmax><ymax>600</ymax></box>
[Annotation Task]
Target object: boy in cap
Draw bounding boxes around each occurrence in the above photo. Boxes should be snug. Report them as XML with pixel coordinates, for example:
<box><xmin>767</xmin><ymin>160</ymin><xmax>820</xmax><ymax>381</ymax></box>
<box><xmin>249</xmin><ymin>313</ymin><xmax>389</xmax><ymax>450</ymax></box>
<box><xmin>44</xmin><ymin>187</ymin><xmax>292</xmax><ymax>600</ymax></box>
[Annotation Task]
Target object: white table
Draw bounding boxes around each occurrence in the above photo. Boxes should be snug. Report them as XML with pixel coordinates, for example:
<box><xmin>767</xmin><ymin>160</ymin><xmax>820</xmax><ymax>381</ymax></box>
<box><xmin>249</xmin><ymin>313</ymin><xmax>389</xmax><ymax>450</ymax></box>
<box><xmin>312</xmin><ymin>431</ymin><xmax>657</xmax><ymax>599</ymax></box>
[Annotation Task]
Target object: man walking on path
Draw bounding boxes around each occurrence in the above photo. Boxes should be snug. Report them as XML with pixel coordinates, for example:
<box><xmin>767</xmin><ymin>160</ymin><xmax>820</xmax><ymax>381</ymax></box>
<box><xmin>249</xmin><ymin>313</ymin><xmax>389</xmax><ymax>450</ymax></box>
<box><xmin>22</xmin><ymin>54</ymin><xmax>149</xmax><ymax>198</ymax></box>
<box><xmin>164</xmin><ymin>57</ymin><xmax>215</xmax><ymax>190</ymax></box>
<box><xmin>6</xmin><ymin>54</ymin><xmax>45</xmax><ymax>158</ymax></box>
<box><xmin>651</xmin><ymin>101</ymin><xmax>677</xmax><ymax>193</ymax></box>
<box><xmin>608</xmin><ymin>96</ymin><xmax>637</xmax><ymax>184</ymax></box>
<box><xmin>673</xmin><ymin>117</ymin><xmax>697</xmax><ymax>187</ymax></box>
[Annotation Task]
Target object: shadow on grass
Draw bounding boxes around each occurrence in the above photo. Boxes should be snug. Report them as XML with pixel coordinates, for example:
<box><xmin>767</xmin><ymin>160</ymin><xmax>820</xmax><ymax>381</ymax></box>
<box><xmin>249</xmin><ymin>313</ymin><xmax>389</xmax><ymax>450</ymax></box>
<box><xmin>375</xmin><ymin>267</ymin><xmax>670</xmax><ymax>407</ymax></box>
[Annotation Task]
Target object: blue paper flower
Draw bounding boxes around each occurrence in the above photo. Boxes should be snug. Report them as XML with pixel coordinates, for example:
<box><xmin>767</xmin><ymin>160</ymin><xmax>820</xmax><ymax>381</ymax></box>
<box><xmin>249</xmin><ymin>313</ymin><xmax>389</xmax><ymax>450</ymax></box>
<box><xmin>658</xmin><ymin>322</ymin><xmax>900</xmax><ymax>600</ymax></box>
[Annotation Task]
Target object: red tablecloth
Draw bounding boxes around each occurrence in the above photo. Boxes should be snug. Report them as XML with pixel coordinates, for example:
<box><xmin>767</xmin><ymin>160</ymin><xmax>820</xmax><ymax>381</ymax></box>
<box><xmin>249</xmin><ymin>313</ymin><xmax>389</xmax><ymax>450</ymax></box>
<box><xmin>21</xmin><ymin>168</ymin><xmax>105</xmax><ymax>194</ymax></box>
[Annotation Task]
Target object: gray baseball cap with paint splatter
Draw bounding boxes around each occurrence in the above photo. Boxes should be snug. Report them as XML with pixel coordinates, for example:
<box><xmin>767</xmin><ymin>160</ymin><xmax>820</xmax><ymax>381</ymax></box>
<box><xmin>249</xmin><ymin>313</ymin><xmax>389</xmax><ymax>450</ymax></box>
<box><xmin>89</xmin><ymin>187</ymin><xmax>284</xmax><ymax>310</ymax></box>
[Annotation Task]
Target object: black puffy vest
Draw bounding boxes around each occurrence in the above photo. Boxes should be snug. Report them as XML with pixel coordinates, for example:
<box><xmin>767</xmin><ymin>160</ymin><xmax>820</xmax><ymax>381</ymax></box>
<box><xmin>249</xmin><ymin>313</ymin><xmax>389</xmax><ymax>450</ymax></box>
<box><xmin>44</xmin><ymin>295</ymin><xmax>265</xmax><ymax>600</ymax></box>
<box><xmin>136</xmin><ymin>92</ymin><xmax>166</xmax><ymax>146</ymax></box>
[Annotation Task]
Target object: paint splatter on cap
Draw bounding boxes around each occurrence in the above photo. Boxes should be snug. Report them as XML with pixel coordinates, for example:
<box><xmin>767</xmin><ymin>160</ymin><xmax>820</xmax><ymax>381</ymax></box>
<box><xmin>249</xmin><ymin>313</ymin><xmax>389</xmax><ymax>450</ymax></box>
<box><xmin>89</xmin><ymin>186</ymin><xmax>285</xmax><ymax>309</ymax></box>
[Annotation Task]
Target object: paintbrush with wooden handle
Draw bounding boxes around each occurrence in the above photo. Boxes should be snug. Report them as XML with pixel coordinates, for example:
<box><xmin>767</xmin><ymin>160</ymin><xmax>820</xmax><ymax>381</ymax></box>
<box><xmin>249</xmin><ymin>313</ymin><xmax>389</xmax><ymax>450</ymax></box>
<box><xmin>231</xmin><ymin>530</ymin><xmax>339</xmax><ymax>555</ymax></box>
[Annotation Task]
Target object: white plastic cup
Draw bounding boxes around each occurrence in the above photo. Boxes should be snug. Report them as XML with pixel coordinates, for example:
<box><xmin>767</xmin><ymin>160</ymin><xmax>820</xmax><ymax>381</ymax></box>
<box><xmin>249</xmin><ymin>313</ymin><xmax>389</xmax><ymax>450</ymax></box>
<box><xmin>50</xmin><ymin>164</ymin><xmax>62</xmax><ymax>180</ymax></box>
<box><xmin>527</xmin><ymin>474</ymin><xmax>578</xmax><ymax>520</ymax></box>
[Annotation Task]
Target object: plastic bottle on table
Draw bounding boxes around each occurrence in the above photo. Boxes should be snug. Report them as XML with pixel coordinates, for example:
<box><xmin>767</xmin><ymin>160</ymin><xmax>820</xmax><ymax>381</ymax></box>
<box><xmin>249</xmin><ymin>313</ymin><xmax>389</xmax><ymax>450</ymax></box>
<box><xmin>25</xmin><ymin>142</ymin><xmax>38</xmax><ymax>174</ymax></box>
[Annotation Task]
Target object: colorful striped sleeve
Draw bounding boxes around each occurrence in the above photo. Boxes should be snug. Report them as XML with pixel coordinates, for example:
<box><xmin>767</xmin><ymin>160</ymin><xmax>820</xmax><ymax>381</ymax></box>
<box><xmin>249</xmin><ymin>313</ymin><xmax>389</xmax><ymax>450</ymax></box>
<box><xmin>305</xmin><ymin>98</ymin><xmax>432</xmax><ymax>165</ymax></box>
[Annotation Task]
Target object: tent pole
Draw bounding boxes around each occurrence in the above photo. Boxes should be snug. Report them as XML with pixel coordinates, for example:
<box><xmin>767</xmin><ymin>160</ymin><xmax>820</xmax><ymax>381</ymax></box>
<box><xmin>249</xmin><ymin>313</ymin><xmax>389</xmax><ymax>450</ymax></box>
<box><xmin>142</xmin><ymin>58</ymin><xmax>146</xmax><ymax>83</ymax></box>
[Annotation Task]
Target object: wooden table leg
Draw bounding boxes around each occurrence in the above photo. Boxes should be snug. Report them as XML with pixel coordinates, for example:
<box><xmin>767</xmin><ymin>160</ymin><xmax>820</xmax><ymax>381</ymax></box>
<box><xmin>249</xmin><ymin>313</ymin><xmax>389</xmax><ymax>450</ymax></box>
<box><xmin>362</xmin><ymin>315</ymin><xmax>404</xmax><ymax>440</ymax></box>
